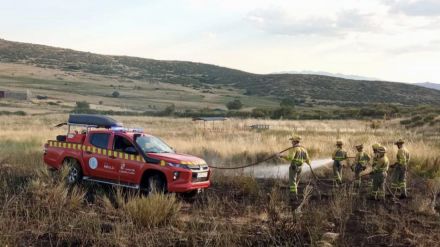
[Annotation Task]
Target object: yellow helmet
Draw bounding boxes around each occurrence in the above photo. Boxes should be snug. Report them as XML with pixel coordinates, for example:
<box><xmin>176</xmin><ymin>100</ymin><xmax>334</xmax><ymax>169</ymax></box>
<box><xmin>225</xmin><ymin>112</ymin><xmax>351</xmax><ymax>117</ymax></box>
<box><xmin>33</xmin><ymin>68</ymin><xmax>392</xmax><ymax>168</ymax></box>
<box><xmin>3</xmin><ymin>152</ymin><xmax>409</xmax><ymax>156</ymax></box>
<box><xmin>372</xmin><ymin>143</ymin><xmax>381</xmax><ymax>150</ymax></box>
<box><xmin>377</xmin><ymin>146</ymin><xmax>387</xmax><ymax>153</ymax></box>
<box><xmin>336</xmin><ymin>140</ymin><xmax>343</xmax><ymax>145</ymax></box>
<box><xmin>289</xmin><ymin>135</ymin><xmax>301</xmax><ymax>142</ymax></box>
<box><xmin>355</xmin><ymin>144</ymin><xmax>363</xmax><ymax>148</ymax></box>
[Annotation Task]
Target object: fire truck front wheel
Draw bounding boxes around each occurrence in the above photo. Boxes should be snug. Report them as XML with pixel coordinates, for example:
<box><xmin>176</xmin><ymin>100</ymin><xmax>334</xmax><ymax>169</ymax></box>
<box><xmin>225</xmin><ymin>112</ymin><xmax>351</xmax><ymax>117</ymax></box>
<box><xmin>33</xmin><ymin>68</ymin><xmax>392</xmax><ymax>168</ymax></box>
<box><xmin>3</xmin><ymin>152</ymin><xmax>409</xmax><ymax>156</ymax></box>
<box><xmin>142</xmin><ymin>173</ymin><xmax>166</xmax><ymax>195</ymax></box>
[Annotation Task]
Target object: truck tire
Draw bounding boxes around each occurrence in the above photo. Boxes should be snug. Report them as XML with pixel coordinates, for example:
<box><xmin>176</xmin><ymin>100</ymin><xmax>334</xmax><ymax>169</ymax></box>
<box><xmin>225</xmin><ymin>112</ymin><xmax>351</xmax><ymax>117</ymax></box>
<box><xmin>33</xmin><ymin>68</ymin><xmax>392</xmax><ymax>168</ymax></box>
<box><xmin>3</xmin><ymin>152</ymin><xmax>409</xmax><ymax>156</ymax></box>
<box><xmin>64</xmin><ymin>159</ymin><xmax>83</xmax><ymax>185</ymax></box>
<box><xmin>144</xmin><ymin>174</ymin><xmax>166</xmax><ymax>195</ymax></box>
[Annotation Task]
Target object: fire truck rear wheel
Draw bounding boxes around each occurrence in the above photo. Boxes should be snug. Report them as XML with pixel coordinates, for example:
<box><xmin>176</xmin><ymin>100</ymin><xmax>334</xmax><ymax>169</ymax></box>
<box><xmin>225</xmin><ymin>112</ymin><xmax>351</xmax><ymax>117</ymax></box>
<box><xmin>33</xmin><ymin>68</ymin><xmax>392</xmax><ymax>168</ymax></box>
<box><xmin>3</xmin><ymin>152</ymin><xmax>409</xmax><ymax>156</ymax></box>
<box><xmin>64</xmin><ymin>159</ymin><xmax>83</xmax><ymax>185</ymax></box>
<box><xmin>145</xmin><ymin>174</ymin><xmax>166</xmax><ymax>195</ymax></box>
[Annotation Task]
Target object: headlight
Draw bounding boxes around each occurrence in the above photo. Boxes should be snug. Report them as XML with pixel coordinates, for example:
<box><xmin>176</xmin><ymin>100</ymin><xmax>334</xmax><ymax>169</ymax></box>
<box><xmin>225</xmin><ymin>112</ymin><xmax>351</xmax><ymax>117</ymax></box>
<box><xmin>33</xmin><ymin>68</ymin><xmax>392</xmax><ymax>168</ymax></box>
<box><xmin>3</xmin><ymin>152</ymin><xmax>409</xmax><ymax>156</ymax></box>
<box><xmin>167</xmin><ymin>162</ymin><xmax>190</xmax><ymax>170</ymax></box>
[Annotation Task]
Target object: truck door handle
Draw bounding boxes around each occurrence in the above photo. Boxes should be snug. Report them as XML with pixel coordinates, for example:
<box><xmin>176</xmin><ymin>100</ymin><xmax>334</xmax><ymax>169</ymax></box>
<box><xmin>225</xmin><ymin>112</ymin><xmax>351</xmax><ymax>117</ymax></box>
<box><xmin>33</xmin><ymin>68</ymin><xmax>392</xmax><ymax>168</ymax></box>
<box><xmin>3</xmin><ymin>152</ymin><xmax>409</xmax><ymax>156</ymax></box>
<box><xmin>86</xmin><ymin>151</ymin><xmax>92</xmax><ymax>154</ymax></box>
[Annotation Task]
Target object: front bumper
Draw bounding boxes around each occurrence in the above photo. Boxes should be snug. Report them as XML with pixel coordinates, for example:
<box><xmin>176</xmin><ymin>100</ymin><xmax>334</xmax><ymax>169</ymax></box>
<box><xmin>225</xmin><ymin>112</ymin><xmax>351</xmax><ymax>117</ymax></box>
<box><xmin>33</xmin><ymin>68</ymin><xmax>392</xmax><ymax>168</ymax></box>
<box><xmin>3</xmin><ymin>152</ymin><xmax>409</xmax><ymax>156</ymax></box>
<box><xmin>168</xmin><ymin>180</ymin><xmax>211</xmax><ymax>193</ymax></box>
<box><xmin>167</xmin><ymin>166</ymin><xmax>211</xmax><ymax>193</ymax></box>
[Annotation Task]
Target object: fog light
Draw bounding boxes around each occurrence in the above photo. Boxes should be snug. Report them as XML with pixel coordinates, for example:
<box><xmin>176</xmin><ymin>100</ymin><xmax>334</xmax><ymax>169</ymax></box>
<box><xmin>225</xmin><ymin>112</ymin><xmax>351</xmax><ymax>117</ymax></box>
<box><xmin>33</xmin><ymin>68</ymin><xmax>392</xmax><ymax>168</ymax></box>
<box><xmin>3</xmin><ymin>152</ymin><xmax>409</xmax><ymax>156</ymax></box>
<box><xmin>173</xmin><ymin>171</ymin><xmax>179</xmax><ymax>180</ymax></box>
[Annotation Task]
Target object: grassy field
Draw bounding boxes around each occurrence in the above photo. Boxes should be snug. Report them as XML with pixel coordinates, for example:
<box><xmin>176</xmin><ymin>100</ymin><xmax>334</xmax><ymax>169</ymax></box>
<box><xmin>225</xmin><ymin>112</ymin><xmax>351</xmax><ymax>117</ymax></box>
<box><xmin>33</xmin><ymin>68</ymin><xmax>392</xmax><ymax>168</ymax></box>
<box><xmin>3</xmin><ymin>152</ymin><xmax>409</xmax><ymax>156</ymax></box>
<box><xmin>0</xmin><ymin>62</ymin><xmax>280</xmax><ymax>113</ymax></box>
<box><xmin>0</xmin><ymin>115</ymin><xmax>440</xmax><ymax>246</ymax></box>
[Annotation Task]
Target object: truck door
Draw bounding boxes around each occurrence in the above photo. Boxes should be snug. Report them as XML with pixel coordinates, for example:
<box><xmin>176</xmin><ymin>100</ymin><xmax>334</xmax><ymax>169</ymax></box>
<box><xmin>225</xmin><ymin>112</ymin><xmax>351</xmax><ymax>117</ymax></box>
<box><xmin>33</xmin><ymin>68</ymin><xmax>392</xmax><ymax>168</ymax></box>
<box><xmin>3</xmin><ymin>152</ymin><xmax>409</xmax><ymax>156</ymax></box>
<box><xmin>108</xmin><ymin>134</ymin><xmax>142</xmax><ymax>184</ymax></box>
<box><xmin>83</xmin><ymin>132</ymin><xmax>118</xmax><ymax>180</ymax></box>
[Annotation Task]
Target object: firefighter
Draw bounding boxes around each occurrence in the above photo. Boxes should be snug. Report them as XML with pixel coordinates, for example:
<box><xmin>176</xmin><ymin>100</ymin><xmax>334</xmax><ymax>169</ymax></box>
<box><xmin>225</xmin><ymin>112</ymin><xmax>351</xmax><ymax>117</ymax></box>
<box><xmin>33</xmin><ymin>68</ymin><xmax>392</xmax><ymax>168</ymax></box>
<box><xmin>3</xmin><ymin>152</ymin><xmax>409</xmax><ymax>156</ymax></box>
<box><xmin>279</xmin><ymin>135</ymin><xmax>311</xmax><ymax>196</ymax></box>
<box><xmin>368</xmin><ymin>143</ymin><xmax>381</xmax><ymax>193</ymax></box>
<box><xmin>353</xmin><ymin>144</ymin><xmax>370</xmax><ymax>187</ymax></box>
<box><xmin>332</xmin><ymin>140</ymin><xmax>347</xmax><ymax>184</ymax></box>
<box><xmin>391</xmin><ymin>139</ymin><xmax>410</xmax><ymax>198</ymax></box>
<box><xmin>370</xmin><ymin>146</ymin><xmax>389</xmax><ymax>200</ymax></box>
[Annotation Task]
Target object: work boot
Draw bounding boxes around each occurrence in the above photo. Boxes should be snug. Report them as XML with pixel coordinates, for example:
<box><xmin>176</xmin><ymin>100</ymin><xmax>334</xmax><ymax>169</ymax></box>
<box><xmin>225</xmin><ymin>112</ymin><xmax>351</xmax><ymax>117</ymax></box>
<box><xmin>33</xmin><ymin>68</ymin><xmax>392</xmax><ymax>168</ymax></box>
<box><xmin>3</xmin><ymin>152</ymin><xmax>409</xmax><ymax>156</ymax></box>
<box><xmin>399</xmin><ymin>190</ymin><xmax>408</xmax><ymax>199</ymax></box>
<box><xmin>289</xmin><ymin>193</ymin><xmax>299</xmax><ymax>201</ymax></box>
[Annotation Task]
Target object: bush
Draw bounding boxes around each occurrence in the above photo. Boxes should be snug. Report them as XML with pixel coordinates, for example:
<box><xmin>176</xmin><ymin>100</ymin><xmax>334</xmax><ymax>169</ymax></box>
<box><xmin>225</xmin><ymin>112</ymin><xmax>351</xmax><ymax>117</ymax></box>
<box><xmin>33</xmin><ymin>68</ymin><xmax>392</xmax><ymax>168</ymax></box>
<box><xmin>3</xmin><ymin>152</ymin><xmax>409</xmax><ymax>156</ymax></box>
<box><xmin>75</xmin><ymin>101</ymin><xmax>90</xmax><ymax>109</ymax></box>
<box><xmin>124</xmin><ymin>194</ymin><xmax>181</xmax><ymax>228</ymax></box>
<box><xmin>251</xmin><ymin>108</ymin><xmax>271</xmax><ymax>118</ymax></box>
<box><xmin>112</xmin><ymin>91</ymin><xmax>120</xmax><ymax>98</ymax></box>
<box><xmin>226</xmin><ymin>99</ymin><xmax>243</xmax><ymax>110</ymax></box>
<box><xmin>280</xmin><ymin>98</ymin><xmax>296</xmax><ymax>108</ymax></box>
<box><xmin>0</xmin><ymin>111</ymin><xmax>26</xmax><ymax>116</ymax></box>
<box><xmin>271</xmin><ymin>107</ymin><xmax>293</xmax><ymax>119</ymax></box>
<box><xmin>156</xmin><ymin>104</ymin><xmax>175</xmax><ymax>116</ymax></box>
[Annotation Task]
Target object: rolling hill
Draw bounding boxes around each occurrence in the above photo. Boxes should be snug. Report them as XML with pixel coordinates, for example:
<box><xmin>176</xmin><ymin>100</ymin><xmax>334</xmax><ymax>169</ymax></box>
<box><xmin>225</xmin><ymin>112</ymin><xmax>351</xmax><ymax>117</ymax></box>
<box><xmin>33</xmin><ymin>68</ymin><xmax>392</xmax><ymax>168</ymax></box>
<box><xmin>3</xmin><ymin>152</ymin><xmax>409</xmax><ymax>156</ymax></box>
<box><xmin>1</xmin><ymin>38</ymin><xmax>440</xmax><ymax>107</ymax></box>
<box><xmin>414</xmin><ymin>82</ymin><xmax>440</xmax><ymax>91</ymax></box>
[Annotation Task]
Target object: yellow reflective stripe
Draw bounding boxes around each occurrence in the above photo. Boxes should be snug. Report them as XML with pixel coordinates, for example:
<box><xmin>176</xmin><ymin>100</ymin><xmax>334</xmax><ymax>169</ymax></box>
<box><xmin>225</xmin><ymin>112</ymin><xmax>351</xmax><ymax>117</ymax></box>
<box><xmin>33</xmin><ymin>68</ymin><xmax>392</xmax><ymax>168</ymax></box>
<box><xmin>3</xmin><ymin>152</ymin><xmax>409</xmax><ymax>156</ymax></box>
<box><xmin>97</xmin><ymin>148</ymin><xmax>102</xmax><ymax>155</ymax></box>
<box><xmin>119</xmin><ymin>152</ymin><xmax>123</xmax><ymax>159</ymax></box>
<box><xmin>136</xmin><ymin>156</ymin><xmax>142</xmax><ymax>162</ymax></box>
<box><xmin>124</xmin><ymin>153</ymin><xmax>128</xmax><ymax>160</ymax></box>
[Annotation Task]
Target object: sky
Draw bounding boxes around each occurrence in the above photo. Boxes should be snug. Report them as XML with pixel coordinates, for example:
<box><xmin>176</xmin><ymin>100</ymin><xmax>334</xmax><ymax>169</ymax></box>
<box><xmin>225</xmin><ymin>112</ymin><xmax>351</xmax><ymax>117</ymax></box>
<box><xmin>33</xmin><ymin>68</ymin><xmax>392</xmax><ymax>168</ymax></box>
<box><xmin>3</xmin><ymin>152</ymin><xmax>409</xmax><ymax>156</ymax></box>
<box><xmin>1</xmin><ymin>0</ymin><xmax>440</xmax><ymax>83</ymax></box>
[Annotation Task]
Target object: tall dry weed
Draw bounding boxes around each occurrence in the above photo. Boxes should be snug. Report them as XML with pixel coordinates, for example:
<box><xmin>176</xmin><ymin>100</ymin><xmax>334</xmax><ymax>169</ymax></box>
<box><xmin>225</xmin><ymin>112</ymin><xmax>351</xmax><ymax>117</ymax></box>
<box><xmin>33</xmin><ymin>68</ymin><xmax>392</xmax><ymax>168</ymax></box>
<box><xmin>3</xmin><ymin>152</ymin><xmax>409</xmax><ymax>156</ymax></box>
<box><xmin>124</xmin><ymin>193</ymin><xmax>181</xmax><ymax>228</ymax></box>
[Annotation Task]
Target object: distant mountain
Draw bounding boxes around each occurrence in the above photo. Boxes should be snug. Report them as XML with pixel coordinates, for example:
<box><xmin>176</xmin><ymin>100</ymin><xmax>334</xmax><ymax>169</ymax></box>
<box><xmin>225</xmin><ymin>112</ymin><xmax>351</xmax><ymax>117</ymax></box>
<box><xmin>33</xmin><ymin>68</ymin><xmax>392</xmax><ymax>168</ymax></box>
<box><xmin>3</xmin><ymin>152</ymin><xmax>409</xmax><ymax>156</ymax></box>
<box><xmin>273</xmin><ymin>70</ymin><xmax>379</xmax><ymax>81</ymax></box>
<box><xmin>1</xmin><ymin>38</ymin><xmax>440</xmax><ymax>106</ymax></box>
<box><xmin>414</xmin><ymin>82</ymin><xmax>440</xmax><ymax>91</ymax></box>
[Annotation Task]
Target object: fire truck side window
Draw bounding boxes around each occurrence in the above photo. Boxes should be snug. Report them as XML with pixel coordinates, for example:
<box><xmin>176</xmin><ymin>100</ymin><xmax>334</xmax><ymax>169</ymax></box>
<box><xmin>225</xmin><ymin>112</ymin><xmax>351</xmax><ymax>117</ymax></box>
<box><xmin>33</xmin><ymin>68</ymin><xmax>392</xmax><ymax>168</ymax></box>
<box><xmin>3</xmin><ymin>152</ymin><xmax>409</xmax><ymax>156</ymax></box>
<box><xmin>90</xmin><ymin>133</ymin><xmax>110</xmax><ymax>149</ymax></box>
<box><xmin>113</xmin><ymin>135</ymin><xmax>135</xmax><ymax>153</ymax></box>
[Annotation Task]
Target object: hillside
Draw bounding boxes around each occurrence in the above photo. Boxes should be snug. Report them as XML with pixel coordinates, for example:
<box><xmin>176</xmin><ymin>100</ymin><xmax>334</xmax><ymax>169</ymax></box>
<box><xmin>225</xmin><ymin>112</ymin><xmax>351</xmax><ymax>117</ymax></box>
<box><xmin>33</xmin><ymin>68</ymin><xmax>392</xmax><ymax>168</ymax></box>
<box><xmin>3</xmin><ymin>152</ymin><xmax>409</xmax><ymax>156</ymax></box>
<box><xmin>1</xmin><ymin>38</ymin><xmax>440</xmax><ymax>106</ymax></box>
<box><xmin>415</xmin><ymin>82</ymin><xmax>440</xmax><ymax>91</ymax></box>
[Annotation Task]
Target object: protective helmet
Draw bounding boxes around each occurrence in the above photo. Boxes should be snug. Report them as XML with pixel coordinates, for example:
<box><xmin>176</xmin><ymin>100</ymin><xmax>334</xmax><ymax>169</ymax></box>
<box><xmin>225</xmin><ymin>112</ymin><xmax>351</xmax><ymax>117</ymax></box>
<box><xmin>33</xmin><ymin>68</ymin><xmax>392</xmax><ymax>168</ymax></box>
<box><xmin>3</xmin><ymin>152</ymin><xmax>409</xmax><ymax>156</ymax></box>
<box><xmin>372</xmin><ymin>143</ymin><xmax>381</xmax><ymax>150</ymax></box>
<box><xmin>289</xmin><ymin>135</ymin><xmax>301</xmax><ymax>142</ymax></box>
<box><xmin>394</xmin><ymin>139</ymin><xmax>405</xmax><ymax>145</ymax></box>
<box><xmin>377</xmin><ymin>146</ymin><xmax>387</xmax><ymax>153</ymax></box>
<box><xmin>336</xmin><ymin>140</ymin><xmax>343</xmax><ymax>145</ymax></box>
<box><xmin>355</xmin><ymin>144</ymin><xmax>363</xmax><ymax>148</ymax></box>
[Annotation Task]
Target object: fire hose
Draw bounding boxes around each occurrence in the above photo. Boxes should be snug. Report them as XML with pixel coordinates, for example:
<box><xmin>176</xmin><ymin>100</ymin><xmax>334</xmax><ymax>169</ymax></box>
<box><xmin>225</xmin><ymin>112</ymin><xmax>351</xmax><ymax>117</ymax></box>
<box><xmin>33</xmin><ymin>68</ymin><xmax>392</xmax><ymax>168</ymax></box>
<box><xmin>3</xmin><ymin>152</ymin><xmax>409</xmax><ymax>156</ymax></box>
<box><xmin>208</xmin><ymin>147</ymin><xmax>334</xmax><ymax>186</ymax></box>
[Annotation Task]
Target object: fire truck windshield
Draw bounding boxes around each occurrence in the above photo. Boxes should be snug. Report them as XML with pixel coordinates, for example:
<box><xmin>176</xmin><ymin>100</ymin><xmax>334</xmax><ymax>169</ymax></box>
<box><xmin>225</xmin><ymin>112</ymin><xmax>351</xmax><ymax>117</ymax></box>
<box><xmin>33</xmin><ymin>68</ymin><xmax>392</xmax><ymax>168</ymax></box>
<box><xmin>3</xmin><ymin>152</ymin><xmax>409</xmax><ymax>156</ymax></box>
<box><xmin>136</xmin><ymin>135</ymin><xmax>175</xmax><ymax>154</ymax></box>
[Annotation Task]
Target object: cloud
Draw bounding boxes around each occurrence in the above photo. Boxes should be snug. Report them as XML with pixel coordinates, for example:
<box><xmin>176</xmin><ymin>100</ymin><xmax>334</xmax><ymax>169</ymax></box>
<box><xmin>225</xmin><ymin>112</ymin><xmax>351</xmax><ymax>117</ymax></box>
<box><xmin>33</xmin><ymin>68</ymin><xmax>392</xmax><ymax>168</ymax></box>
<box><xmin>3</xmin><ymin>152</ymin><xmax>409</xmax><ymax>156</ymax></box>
<box><xmin>387</xmin><ymin>0</ymin><xmax>440</xmax><ymax>16</ymax></box>
<box><xmin>246</xmin><ymin>8</ymin><xmax>377</xmax><ymax>36</ymax></box>
<box><xmin>387</xmin><ymin>39</ymin><xmax>440</xmax><ymax>54</ymax></box>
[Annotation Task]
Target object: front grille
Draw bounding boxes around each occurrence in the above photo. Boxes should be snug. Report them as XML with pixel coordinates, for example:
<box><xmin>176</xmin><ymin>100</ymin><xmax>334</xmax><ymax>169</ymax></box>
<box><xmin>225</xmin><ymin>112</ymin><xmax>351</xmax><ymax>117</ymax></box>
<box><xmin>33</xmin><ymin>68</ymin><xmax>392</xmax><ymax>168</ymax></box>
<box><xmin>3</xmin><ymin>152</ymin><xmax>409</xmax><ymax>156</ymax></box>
<box><xmin>192</xmin><ymin>175</ymin><xmax>209</xmax><ymax>183</ymax></box>
<box><xmin>190</xmin><ymin>165</ymin><xmax>209</xmax><ymax>171</ymax></box>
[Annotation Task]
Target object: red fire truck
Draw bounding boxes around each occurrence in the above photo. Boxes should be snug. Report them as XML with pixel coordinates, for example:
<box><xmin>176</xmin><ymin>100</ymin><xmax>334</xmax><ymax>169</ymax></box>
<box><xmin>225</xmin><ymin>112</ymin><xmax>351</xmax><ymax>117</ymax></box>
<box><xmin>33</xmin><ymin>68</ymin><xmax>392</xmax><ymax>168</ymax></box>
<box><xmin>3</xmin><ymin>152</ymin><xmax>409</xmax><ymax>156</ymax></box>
<box><xmin>43</xmin><ymin>114</ymin><xmax>211</xmax><ymax>195</ymax></box>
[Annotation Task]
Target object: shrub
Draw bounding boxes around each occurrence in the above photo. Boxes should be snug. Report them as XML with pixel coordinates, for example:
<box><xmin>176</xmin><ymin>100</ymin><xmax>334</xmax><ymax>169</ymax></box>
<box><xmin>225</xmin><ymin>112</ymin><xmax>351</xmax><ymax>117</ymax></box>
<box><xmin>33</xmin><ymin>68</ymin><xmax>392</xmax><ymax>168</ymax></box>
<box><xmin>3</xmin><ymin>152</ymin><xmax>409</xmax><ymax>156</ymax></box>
<box><xmin>280</xmin><ymin>98</ymin><xmax>296</xmax><ymax>108</ymax></box>
<box><xmin>112</xmin><ymin>91</ymin><xmax>120</xmax><ymax>98</ymax></box>
<box><xmin>75</xmin><ymin>101</ymin><xmax>90</xmax><ymax>109</ymax></box>
<box><xmin>124</xmin><ymin>194</ymin><xmax>181</xmax><ymax>228</ymax></box>
<box><xmin>271</xmin><ymin>107</ymin><xmax>293</xmax><ymax>119</ymax></box>
<box><xmin>226</xmin><ymin>99</ymin><xmax>243</xmax><ymax>110</ymax></box>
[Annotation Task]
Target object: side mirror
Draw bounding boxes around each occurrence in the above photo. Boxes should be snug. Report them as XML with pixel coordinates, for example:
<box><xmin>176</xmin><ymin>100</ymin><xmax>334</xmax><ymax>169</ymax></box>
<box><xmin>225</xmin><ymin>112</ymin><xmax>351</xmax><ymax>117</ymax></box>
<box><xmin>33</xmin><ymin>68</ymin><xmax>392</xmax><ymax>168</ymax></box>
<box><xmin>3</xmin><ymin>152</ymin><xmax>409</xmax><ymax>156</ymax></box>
<box><xmin>124</xmin><ymin>147</ymin><xmax>138</xmax><ymax>155</ymax></box>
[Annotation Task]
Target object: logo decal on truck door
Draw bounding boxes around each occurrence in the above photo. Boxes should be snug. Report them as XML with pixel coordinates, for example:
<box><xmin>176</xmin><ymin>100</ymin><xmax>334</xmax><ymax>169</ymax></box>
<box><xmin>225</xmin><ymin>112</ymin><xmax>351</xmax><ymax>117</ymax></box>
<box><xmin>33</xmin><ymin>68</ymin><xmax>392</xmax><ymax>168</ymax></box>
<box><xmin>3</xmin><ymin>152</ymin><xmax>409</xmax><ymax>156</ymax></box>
<box><xmin>89</xmin><ymin>157</ymin><xmax>98</xmax><ymax>170</ymax></box>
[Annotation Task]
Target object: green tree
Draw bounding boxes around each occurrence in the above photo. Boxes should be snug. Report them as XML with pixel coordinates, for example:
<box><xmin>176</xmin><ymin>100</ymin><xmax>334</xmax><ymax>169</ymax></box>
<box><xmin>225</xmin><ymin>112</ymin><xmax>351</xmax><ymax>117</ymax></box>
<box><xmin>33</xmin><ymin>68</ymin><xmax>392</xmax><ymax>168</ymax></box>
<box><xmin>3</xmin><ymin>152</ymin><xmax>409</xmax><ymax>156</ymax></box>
<box><xmin>226</xmin><ymin>99</ymin><xmax>243</xmax><ymax>110</ymax></box>
<box><xmin>161</xmin><ymin>104</ymin><xmax>175</xmax><ymax>116</ymax></box>
<box><xmin>271</xmin><ymin>107</ymin><xmax>293</xmax><ymax>119</ymax></box>
<box><xmin>280</xmin><ymin>98</ymin><xmax>296</xmax><ymax>108</ymax></box>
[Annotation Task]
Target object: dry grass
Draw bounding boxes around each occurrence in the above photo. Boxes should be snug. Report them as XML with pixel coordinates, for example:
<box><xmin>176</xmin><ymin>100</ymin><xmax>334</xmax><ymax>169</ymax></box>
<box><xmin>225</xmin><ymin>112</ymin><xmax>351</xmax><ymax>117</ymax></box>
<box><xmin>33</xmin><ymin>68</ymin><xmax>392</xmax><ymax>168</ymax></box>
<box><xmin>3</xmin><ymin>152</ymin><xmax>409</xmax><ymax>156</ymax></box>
<box><xmin>124</xmin><ymin>194</ymin><xmax>181</xmax><ymax>228</ymax></box>
<box><xmin>0</xmin><ymin>115</ymin><xmax>439</xmax><ymax>246</ymax></box>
